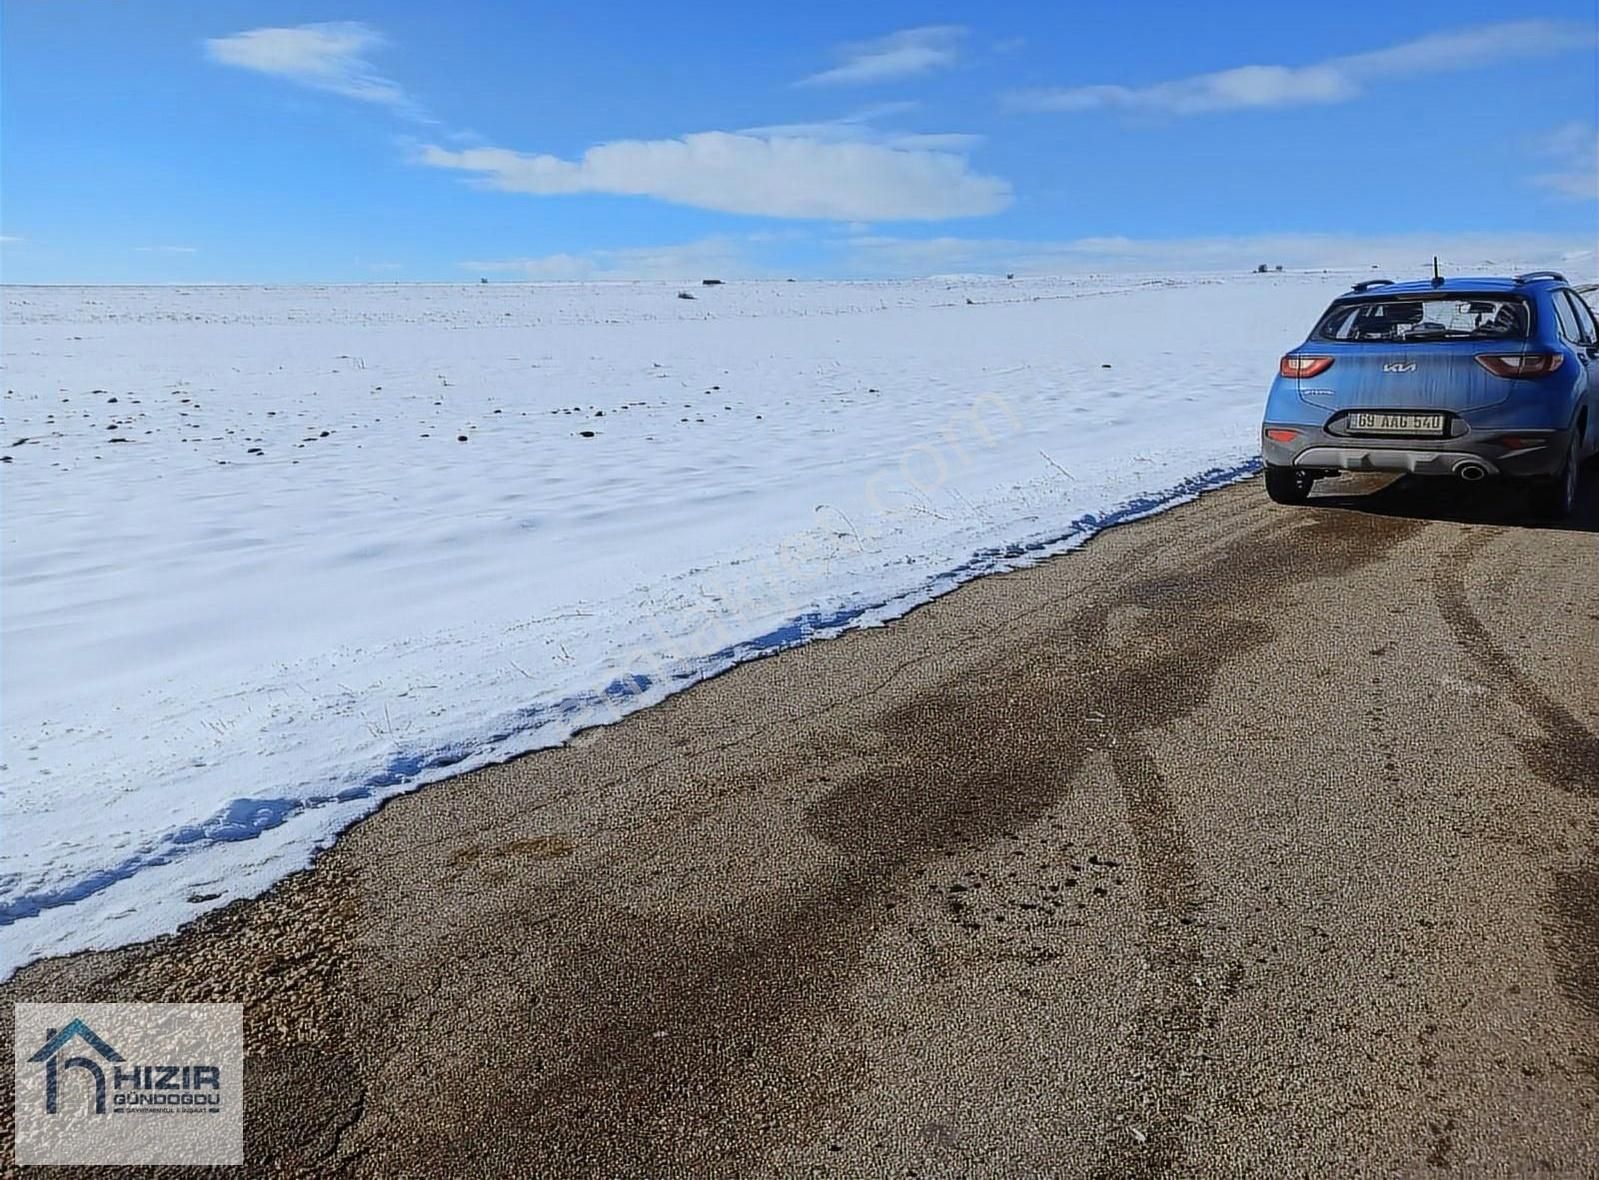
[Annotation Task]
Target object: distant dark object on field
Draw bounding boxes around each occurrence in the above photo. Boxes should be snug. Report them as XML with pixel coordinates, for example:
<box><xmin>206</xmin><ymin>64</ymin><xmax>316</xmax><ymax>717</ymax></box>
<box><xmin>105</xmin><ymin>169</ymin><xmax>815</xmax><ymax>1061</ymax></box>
<box><xmin>1006</xmin><ymin>273</ymin><xmax>1015</xmax><ymax>279</ymax></box>
<box><xmin>701</xmin><ymin>278</ymin><xmax>723</xmax><ymax>286</ymax></box>
<box><xmin>1256</xmin><ymin>263</ymin><xmax>1269</xmax><ymax>273</ymax></box>
<box><xmin>480</xmin><ymin>277</ymin><xmax>488</xmax><ymax>284</ymax></box>
<box><xmin>677</xmin><ymin>291</ymin><xmax>696</xmax><ymax>300</ymax></box>
<box><xmin>1275</xmin><ymin>265</ymin><xmax>1283</xmax><ymax>272</ymax></box>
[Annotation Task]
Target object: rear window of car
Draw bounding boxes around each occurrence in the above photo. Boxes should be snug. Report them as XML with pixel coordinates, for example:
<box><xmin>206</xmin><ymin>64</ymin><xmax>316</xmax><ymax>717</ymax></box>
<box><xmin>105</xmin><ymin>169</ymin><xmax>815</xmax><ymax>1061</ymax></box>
<box><xmin>1314</xmin><ymin>295</ymin><xmax>1531</xmax><ymax>343</ymax></box>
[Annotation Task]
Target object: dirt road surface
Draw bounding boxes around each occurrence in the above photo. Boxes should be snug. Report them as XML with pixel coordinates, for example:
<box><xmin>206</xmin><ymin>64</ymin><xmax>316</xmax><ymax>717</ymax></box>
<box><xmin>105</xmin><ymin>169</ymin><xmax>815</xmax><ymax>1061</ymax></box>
<box><xmin>4</xmin><ymin>472</ymin><xmax>1597</xmax><ymax>1178</ymax></box>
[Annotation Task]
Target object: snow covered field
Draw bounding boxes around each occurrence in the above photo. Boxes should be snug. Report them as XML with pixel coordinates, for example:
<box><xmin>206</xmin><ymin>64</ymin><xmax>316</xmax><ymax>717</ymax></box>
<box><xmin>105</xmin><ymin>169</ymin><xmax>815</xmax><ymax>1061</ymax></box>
<box><xmin>2</xmin><ymin>273</ymin><xmax>1338</xmax><ymax>974</ymax></box>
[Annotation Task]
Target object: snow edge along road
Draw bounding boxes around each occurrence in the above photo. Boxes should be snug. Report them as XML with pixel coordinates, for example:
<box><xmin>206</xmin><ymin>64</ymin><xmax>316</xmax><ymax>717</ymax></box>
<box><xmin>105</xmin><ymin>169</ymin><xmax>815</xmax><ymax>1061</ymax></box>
<box><xmin>0</xmin><ymin>455</ymin><xmax>1263</xmax><ymax>979</ymax></box>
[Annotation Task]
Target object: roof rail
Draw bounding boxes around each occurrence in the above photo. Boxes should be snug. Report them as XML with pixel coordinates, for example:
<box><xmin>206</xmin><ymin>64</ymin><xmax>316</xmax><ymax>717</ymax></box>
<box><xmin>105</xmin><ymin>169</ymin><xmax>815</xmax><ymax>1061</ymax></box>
<box><xmin>1349</xmin><ymin>278</ymin><xmax>1393</xmax><ymax>293</ymax></box>
<box><xmin>1514</xmin><ymin>270</ymin><xmax>1567</xmax><ymax>284</ymax></box>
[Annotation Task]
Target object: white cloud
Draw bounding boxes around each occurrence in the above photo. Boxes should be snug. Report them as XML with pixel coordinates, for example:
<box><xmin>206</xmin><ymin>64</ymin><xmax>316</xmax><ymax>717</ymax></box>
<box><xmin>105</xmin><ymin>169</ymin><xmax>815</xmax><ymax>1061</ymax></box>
<box><xmin>1530</xmin><ymin>123</ymin><xmax>1598</xmax><ymax>201</ymax></box>
<box><xmin>462</xmin><ymin>237</ymin><xmax>751</xmax><ymax>281</ymax></box>
<box><xmin>204</xmin><ymin>22</ymin><xmax>421</xmax><ymax>115</ymax></box>
<box><xmin>417</xmin><ymin>130</ymin><xmax>1010</xmax><ymax>221</ymax></box>
<box><xmin>799</xmin><ymin>26</ymin><xmax>965</xmax><ymax>87</ymax></box>
<box><xmin>739</xmin><ymin>103</ymin><xmax>982</xmax><ymax>152</ymax></box>
<box><xmin>840</xmin><ymin>231</ymin><xmax>1594</xmax><ymax>279</ymax></box>
<box><xmin>1010</xmin><ymin>20</ymin><xmax>1594</xmax><ymax>116</ymax></box>
<box><xmin>204</xmin><ymin>20</ymin><xmax>1004</xmax><ymax>223</ymax></box>
<box><xmin>133</xmin><ymin>245</ymin><xmax>198</xmax><ymax>254</ymax></box>
<box><xmin>0</xmin><ymin>235</ymin><xmax>21</xmax><ymax>245</ymax></box>
<box><xmin>742</xmin><ymin>100</ymin><xmax>919</xmax><ymax>138</ymax></box>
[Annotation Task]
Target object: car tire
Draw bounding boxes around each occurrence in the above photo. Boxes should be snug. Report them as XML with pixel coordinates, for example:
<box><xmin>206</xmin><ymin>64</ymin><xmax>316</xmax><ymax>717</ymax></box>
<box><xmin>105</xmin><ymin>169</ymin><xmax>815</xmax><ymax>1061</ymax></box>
<box><xmin>1529</xmin><ymin>444</ymin><xmax>1580</xmax><ymax>521</ymax></box>
<box><xmin>1264</xmin><ymin>464</ymin><xmax>1315</xmax><ymax>505</ymax></box>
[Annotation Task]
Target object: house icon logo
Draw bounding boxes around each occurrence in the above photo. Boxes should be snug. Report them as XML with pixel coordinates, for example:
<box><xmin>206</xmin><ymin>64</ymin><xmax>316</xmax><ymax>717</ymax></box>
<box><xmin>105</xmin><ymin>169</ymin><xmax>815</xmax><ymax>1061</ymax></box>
<box><xmin>14</xmin><ymin>1002</ymin><xmax>243</xmax><ymax>1165</ymax></box>
<box><xmin>28</xmin><ymin>1018</ymin><xmax>126</xmax><ymax>1116</ymax></box>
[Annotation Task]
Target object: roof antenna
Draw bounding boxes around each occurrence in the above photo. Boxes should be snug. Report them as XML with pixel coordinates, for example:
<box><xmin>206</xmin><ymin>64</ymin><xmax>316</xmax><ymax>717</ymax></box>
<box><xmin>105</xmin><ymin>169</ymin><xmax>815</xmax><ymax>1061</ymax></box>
<box><xmin>1431</xmin><ymin>255</ymin><xmax>1444</xmax><ymax>287</ymax></box>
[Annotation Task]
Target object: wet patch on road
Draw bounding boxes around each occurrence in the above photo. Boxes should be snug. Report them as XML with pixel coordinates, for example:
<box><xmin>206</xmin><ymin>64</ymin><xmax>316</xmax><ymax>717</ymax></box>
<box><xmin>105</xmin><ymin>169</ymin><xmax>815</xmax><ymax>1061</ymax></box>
<box><xmin>1549</xmin><ymin>861</ymin><xmax>1599</xmax><ymax>1082</ymax></box>
<box><xmin>394</xmin><ymin>875</ymin><xmax>880</xmax><ymax>1178</ymax></box>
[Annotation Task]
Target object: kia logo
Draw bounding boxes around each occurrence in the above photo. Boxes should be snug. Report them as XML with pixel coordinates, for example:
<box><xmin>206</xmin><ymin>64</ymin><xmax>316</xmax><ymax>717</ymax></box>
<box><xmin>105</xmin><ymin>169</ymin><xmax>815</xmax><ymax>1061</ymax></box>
<box><xmin>1383</xmin><ymin>362</ymin><xmax>1417</xmax><ymax>373</ymax></box>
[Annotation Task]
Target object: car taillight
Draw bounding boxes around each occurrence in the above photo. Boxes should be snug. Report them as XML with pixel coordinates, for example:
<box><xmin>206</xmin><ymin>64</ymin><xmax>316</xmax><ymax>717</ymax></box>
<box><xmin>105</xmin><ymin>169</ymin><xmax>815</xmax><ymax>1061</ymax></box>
<box><xmin>1280</xmin><ymin>355</ymin><xmax>1334</xmax><ymax>378</ymax></box>
<box><xmin>1265</xmin><ymin>428</ymin><xmax>1300</xmax><ymax>443</ymax></box>
<box><xmin>1474</xmin><ymin>353</ymin><xmax>1564</xmax><ymax>378</ymax></box>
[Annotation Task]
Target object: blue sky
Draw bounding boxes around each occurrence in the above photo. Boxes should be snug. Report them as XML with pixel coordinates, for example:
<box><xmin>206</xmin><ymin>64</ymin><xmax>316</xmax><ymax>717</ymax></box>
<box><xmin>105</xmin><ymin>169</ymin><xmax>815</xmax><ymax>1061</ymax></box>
<box><xmin>2</xmin><ymin>0</ymin><xmax>1595</xmax><ymax>281</ymax></box>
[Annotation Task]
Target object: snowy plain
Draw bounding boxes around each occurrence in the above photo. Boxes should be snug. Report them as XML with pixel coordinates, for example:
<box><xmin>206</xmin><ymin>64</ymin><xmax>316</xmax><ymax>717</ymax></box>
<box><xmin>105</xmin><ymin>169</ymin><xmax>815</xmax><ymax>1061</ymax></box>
<box><xmin>4</xmin><ymin>273</ymin><xmax>1343</xmax><ymax>974</ymax></box>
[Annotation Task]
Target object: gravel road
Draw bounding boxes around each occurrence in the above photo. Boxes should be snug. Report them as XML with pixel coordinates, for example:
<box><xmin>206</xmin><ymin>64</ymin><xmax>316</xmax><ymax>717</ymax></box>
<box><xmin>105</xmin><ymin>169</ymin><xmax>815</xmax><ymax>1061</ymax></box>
<box><xmin>5</xmin><ymin>471</ymin><xmax>1596</xmax><ymax>1178</ymax></box>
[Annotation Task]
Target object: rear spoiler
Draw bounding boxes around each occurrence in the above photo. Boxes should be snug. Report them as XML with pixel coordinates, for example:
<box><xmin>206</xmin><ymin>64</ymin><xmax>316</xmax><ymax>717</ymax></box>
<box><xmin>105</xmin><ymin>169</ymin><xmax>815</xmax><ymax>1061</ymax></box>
<box><xmin>1348</xmin><ymin>279</ymin><xmax>1393</xmax><ymax>293</ymax></box>
<box><xmin>1513</xmin><ymin>271</ymin><xmax>1567</xmax><ymax>284</ymax></box>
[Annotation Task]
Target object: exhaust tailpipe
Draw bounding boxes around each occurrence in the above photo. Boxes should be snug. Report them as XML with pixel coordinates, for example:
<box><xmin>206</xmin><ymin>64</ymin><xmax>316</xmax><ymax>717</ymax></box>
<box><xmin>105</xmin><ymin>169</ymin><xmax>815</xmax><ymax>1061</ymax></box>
<box><xmin>1455</xmin><ymin>461</ymin><xmax>1489</xmax><ymax>482</ymax></box>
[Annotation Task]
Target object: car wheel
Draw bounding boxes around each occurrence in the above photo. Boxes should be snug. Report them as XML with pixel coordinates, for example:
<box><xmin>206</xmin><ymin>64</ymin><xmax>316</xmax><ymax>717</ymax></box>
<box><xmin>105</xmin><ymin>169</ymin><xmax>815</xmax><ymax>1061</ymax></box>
<box><xmin>1529</xmin><ymin>445</ymin><xmax>1580</xmax><ymax>521</ymax></box>
<box><xmin>1264</xmin><ymin>464</ymin><xmax>1315</xmax><ymax>505</ymax></box>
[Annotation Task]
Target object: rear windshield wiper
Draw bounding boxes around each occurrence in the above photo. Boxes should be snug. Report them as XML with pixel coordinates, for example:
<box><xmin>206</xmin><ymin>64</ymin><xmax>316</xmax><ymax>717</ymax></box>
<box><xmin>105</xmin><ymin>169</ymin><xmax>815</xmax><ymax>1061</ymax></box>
<box><xmin>1401</xmin><ymin>330</ymin><xmax>1519</xmax><ymax>342</ymax></box>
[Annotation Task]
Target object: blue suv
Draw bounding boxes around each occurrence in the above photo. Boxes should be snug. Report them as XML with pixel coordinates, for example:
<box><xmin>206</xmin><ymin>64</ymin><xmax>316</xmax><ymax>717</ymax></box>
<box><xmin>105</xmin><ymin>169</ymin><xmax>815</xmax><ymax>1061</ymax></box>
<box><xmin>1261</xmin><ymin>271</ymin><xmax>1598</xmax><ymax>519</ymax></box>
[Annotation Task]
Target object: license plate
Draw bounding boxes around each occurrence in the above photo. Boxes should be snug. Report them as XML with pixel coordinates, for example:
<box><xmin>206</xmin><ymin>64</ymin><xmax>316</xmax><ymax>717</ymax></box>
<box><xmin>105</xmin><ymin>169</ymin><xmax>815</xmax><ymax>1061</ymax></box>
<box><xmin>1348</xmin><ymin>412</ymin><xmax>1445</xmax><ymax>436</ymax></box>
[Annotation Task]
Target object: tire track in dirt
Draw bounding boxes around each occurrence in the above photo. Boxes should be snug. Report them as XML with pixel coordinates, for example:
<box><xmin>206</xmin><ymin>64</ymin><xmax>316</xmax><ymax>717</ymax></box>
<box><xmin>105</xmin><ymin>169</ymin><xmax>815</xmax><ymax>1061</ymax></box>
<box><xmin>1086</xmin><ymin>507</ymin><xmax>1425</xmax><ymax>1177</ymax></box>
<box><xmin>1432</xmin><ymin>531</ymin><xmax>1599</xmax><ymax>799</ymax></box>
<box><xmin>1069</xmin><ymin>630</ymin><xmax>1243</xmax><ymax>1179</ymax></box>
<box><xmin>1432</xmin><ymin>530</ymin><xmax>1599</xmax><ymax>1078</ymax></box>
<box><xmin>1086</xmin><ymin>733</ymin><xmax>1234</xmax><ymax>1179</ymax></box>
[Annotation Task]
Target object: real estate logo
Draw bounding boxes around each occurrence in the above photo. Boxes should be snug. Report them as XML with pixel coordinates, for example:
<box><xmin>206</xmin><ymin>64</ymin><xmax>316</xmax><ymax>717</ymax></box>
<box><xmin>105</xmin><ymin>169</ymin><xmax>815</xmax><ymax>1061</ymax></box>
<box><xmin>13</xmin><ymin>1002</ymin><xmax>243</xmax><ymax>1165</ymax></box>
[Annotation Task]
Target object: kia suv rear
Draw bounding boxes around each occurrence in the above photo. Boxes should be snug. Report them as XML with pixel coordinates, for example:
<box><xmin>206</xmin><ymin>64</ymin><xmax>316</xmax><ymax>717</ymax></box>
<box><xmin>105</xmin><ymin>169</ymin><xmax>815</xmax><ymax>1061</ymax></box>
<box><xmin>1261</xmin><ymin>271</ymin><xmax>1598</xmax><ymax>519</ymax></box>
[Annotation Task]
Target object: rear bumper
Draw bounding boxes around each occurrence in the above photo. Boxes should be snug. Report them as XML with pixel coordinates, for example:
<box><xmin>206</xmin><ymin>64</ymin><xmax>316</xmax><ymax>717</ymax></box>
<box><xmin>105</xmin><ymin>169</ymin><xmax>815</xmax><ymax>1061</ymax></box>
<box><xmin>1291</xmin><ymin>447</ymin><xmax>1504</xmax><ymax>477</ymax></box>
<box><xmin>1262</xmin><ymin>422</ymin><xmax>1573</xmax><ymax>479</ymax></box>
